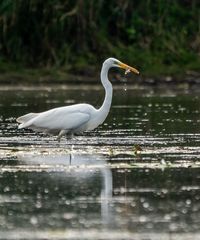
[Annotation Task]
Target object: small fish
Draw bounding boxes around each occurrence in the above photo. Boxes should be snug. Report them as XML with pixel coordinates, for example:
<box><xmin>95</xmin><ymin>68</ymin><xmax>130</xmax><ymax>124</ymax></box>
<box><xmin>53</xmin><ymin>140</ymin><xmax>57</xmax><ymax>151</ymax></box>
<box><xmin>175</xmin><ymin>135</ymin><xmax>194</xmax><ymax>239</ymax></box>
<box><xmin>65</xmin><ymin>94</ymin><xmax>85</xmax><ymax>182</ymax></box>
<box><xmin>125</xmin><ymin>68</ymin><xmax>131</xmax><ymax>75</ymax></box>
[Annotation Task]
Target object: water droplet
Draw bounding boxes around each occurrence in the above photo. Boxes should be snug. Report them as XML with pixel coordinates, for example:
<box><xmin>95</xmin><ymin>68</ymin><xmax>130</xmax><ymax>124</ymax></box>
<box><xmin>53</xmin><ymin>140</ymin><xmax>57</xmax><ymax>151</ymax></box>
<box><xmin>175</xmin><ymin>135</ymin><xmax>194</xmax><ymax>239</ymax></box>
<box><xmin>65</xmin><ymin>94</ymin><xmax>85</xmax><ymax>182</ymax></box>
<box><xmin>3</xmin><ymin>186</ymin><xmax>10</xmax><ymax>192</ymax></box>
<box><xmin>35</xmin><ymin>201</ymin><xmax>42</xmax><ymax>209</ymax></box>
<box><xmin>143</xmin><ymin>202</ymin><xmax>149</xmax><ymax>209</ymax></box>
<box><xmin>186</xmin><ymin>199</ymin><xmax>191</xmax><ymax>205</ymax></box>
<box><xmin>30</xmin><ymin>216</ymin><xmax>38</xmax><ymax>225</ymax></box>
<box><xmin>44</xmin><ymin>188</ymin><xmax>49</xmax><ymax>193</ymax></box>
<box><xmin>164</xmin><ymin>214</ymin><xmax>171</xmax><ymax>221</ymax></box>
<box><xmin>139</xmin><ymin>215</ymin><xmax>146</xmax><ymax>222</ymax></box>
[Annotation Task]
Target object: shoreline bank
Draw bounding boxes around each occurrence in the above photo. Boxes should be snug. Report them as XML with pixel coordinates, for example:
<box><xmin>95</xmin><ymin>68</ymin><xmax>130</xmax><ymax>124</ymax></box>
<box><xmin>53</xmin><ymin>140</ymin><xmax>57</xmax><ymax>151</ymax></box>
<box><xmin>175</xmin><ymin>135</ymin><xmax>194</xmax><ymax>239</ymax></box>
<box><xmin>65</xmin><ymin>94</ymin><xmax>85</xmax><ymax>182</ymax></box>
<box><xmin>0</xmin><ymin>71</ymin><xmax>200</xmax><ymax>86</ymax></box>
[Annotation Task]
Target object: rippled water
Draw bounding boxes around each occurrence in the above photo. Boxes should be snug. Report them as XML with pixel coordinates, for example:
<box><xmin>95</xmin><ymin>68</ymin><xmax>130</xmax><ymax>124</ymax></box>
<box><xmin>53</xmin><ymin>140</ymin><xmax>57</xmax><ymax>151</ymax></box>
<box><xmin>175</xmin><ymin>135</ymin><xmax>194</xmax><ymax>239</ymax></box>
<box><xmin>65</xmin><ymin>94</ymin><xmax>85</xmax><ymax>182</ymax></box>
<box><xmin>0</xmin><ymin>84</ymin><xmax>200</xmax><ymax>239</ymax></box>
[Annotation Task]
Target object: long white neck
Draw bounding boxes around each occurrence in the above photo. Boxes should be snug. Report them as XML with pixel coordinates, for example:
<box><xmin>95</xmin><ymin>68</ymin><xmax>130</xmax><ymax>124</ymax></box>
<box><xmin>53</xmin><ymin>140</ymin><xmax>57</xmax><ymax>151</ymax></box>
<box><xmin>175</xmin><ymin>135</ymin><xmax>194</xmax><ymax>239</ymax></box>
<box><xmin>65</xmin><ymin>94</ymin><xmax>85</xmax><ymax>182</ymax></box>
<box><xmin>97</xmin><ymin>63</ymin><xmax>113</xmax><ymax>122</ymax></box>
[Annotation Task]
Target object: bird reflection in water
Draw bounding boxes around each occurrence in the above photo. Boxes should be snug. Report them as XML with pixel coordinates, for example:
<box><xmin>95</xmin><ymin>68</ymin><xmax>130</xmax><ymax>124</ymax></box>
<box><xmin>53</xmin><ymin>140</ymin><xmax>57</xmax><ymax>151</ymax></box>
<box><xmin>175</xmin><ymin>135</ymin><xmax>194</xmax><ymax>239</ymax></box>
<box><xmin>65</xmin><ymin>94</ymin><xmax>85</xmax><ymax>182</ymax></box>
<box><xmin>18</xmin><ymin>152</ymin><xmax>113</xmax><ymax>226</ymax></box>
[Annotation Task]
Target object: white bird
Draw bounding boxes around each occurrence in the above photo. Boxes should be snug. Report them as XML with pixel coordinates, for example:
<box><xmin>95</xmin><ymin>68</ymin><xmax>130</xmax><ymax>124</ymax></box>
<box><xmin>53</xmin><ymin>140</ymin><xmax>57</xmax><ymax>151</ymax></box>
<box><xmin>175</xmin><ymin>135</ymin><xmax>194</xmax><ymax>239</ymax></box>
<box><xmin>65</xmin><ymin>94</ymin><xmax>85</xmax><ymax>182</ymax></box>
<box><xmin>17</xmin><ymin>58</ymin><xmax>139</xmax><ymax>141</ymax></box>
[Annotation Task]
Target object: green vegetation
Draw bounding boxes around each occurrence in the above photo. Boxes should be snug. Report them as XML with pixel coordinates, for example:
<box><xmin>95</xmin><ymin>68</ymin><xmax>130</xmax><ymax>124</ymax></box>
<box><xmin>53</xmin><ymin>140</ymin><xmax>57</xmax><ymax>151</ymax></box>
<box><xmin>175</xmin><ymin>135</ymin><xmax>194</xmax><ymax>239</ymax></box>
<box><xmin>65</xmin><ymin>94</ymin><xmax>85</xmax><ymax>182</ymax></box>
<box><xmin>0</xmin><ymin>0</ymin><xmax>199</xmax><ymax>82</ymax></box>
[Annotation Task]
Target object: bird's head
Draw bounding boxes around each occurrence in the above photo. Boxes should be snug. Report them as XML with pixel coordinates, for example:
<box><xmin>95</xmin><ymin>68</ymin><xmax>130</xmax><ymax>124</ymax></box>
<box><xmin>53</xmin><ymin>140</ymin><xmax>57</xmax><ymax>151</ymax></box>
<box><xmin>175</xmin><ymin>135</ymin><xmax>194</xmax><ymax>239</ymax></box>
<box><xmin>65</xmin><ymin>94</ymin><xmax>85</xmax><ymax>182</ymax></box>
<box><xmin>103</xmin><ymin>57</ymin><xmax>139</xmax><ymax>75</ymax></box>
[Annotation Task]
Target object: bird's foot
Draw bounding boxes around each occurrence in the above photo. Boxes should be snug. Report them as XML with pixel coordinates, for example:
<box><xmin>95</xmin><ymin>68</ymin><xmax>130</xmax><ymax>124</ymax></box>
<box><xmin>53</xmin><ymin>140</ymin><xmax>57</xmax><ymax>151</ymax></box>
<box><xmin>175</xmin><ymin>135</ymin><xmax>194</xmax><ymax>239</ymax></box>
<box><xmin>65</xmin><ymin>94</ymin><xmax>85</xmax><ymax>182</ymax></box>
<box><xmin>57</xmin><ymin>130</ymin><xmax>67</xmax><ymax>142</ymax></box>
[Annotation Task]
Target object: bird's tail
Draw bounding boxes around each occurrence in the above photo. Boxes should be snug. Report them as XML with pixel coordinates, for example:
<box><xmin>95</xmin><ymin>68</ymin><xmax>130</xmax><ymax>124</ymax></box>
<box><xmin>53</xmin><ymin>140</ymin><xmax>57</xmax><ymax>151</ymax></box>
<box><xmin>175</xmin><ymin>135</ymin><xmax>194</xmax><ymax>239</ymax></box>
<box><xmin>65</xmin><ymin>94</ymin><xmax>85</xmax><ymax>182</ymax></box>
<box><xmin>17</xmin><ymin>113</ymin><xmax>39</xmax><ymax>129</ymax></box>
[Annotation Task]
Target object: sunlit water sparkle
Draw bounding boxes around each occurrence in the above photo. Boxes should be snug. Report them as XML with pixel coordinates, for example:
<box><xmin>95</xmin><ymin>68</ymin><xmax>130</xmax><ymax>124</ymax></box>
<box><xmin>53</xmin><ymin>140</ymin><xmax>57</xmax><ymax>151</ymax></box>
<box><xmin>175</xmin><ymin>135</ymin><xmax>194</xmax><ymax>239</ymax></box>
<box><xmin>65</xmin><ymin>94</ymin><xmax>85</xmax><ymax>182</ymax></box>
<box><xmin>0</xmin><ymin>85</ymin><xmax>200</xmax><ymax>239</ymax></box>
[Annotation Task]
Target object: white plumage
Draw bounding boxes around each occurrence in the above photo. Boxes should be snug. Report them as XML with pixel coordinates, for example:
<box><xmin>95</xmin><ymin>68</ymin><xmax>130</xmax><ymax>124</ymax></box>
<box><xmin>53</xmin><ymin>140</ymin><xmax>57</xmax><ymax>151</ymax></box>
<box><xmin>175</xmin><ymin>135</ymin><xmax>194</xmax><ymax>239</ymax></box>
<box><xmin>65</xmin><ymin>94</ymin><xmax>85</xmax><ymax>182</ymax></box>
<box><xmin>17</xmin><ymin>58</ymin><xmax>139</xmax><ymax>140</ymax></box>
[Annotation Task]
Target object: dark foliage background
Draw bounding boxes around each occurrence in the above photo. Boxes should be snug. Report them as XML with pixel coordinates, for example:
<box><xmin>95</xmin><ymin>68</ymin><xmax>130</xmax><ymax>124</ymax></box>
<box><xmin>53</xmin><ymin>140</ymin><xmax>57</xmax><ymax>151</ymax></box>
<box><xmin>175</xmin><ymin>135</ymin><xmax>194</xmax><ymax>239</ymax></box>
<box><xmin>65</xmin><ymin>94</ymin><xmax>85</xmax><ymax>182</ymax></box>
<box><xmin>0</xmin><ymin>0</ymin><xmax>199</xmax><ymax>76</ymax></box>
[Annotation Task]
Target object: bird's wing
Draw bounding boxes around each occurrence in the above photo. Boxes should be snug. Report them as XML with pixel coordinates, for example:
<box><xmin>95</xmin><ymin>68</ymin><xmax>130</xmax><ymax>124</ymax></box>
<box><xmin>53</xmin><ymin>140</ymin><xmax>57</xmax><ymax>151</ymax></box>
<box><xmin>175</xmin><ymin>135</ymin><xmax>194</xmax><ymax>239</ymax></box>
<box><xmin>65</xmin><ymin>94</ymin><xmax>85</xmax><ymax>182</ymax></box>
<box><xmin>19</xmin><ymin>107</ymin><xmax>91</xmax><ymax>131</ymax></box>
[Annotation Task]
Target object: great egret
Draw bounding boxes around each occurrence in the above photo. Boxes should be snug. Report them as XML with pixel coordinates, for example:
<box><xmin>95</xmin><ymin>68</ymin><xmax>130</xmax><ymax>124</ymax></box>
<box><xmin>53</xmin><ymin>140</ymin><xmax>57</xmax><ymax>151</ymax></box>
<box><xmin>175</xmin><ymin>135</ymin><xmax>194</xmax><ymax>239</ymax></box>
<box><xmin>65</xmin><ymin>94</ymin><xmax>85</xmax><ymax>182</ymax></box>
<box><xmin>17</xmin><ymin>58</ymin><xmax>139</xmax><ymax>140</ymax></box>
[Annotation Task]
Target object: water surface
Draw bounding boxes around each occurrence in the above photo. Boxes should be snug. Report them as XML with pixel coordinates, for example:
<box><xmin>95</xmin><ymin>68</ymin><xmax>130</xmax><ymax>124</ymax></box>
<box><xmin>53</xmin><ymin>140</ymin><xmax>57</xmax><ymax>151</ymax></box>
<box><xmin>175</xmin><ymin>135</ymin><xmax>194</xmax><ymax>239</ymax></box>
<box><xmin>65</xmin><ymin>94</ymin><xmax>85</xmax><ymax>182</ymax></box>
<box><xmin>0</xmin><ymin>84</ymin><xmax>200</xmax><ymax>239</ymax></box>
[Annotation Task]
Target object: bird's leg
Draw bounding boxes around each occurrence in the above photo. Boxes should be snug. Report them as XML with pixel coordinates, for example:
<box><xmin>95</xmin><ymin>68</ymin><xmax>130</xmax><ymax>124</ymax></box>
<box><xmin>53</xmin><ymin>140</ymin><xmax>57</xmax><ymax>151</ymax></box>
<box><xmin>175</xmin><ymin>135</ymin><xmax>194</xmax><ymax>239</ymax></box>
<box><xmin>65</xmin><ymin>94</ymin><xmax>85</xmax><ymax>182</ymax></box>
<box><xmin>57</xmin><ymin>130</ymin><xmax>67</xmax><ymax>142</ymax></box>
<box><xmin>69</xmin><ymin>144</ymin><xmax>74</xmax><ymax>165</ymax></box>
<box><xmin>69</xmin><ymin>153</ymin><xmax>71</xmax><ymax>165</ymax></box>
<box><xmin>66</xmin><ymin>133</ymin><xmax>73</xmax><ymax>140</ymax></box>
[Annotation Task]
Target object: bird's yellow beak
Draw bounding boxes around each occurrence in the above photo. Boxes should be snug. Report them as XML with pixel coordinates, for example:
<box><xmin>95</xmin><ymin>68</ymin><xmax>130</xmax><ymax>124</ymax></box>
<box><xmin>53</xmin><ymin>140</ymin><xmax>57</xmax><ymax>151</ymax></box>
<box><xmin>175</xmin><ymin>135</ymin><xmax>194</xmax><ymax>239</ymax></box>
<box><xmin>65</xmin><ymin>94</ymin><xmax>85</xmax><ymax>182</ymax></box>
<box><xmin>118</xmin><ymin>62</ymin><xmax>139</xmax><ymax>75</ymax></box>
